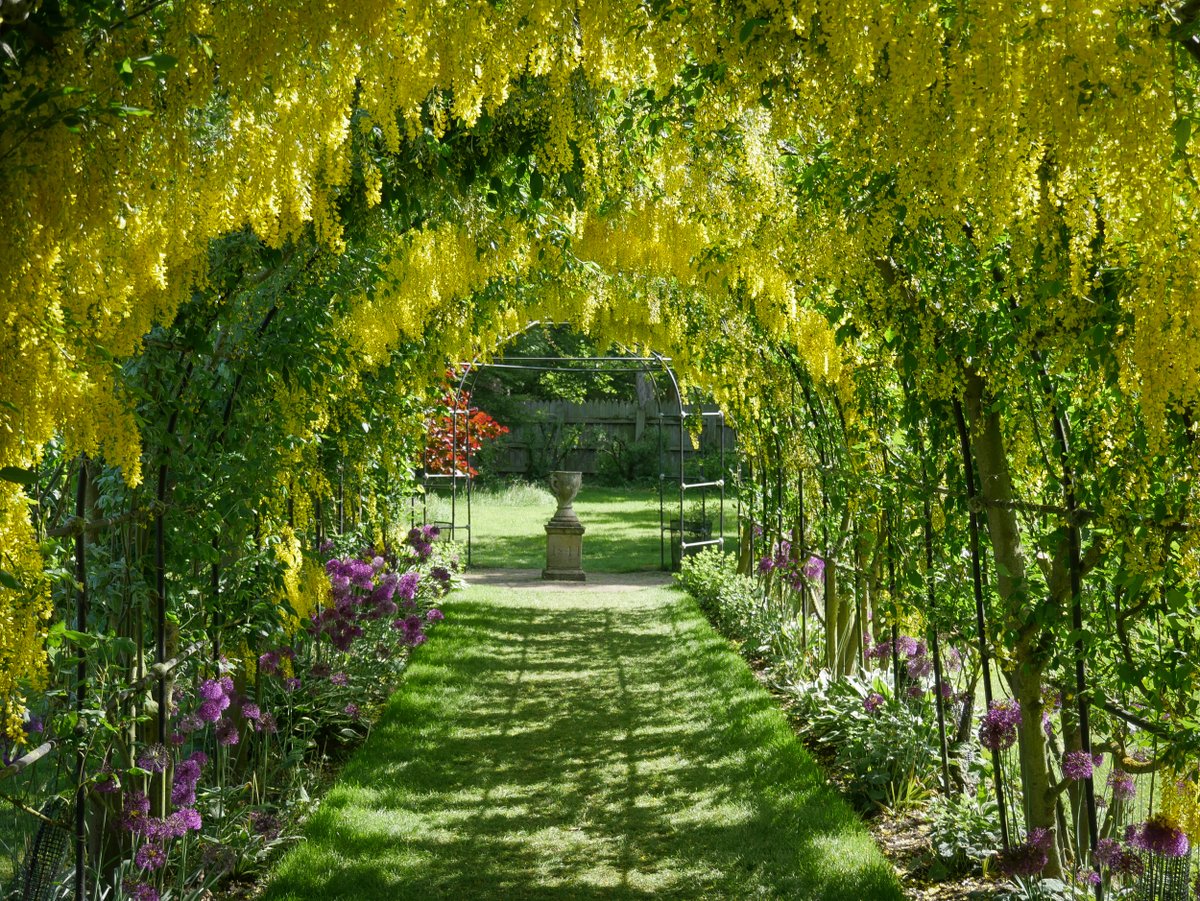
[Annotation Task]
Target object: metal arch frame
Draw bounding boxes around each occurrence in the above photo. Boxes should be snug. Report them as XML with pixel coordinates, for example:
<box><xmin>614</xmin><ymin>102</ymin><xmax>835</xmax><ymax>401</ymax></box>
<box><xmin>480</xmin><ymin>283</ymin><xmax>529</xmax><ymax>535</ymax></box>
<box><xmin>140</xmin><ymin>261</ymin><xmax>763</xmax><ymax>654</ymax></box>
<box><xmin>414</xmin><ymin>322</ymin><xmax>728</xmax><ymax>570</ymax></box>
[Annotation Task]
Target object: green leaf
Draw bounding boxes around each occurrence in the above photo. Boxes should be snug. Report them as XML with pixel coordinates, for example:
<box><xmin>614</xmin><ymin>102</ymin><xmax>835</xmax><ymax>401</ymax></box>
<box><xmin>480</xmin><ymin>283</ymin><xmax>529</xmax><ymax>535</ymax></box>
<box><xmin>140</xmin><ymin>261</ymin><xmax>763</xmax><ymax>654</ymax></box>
<box><xmin>530</xmin><ymin>170</ymin><xmax>545</xmax><ymax>202</ymax></box>
<box><xmin>1175</xmin><ymin>116</ymin><xmax>1192</xmax><ymax>159</ymax></box>
<box><xmin>0</xmin><ymin>466</ymin><xmax>37</xmax><ymax>486</ymax></box>
<box><xmin>0</xmin><ymin>570</ymin><xmax>21</xmax><ymax>591</ymax></box>
<box><xmin>739</xmin><ymin>18</ymin><xmax>769</xmax><ymax>43</ymax></box>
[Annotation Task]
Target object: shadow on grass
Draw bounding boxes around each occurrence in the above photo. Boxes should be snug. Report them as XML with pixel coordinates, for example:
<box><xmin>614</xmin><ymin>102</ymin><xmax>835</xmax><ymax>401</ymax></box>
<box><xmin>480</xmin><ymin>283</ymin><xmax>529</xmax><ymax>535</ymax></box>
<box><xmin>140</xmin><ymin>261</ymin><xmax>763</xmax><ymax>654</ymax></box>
<box><xmin>262</xmin><ymin>586</ymin><xmax>902</xmax><ymax>901</ymax></box>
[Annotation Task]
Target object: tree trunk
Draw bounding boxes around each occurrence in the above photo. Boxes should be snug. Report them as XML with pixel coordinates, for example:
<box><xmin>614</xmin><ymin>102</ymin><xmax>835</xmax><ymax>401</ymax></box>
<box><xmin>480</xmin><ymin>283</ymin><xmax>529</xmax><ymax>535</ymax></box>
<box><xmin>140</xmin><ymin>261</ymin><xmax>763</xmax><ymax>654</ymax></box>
<box><xmin>964</xmin><ymin>371</ymin><xmax>1063</xmax><ymax>877</ymax></box>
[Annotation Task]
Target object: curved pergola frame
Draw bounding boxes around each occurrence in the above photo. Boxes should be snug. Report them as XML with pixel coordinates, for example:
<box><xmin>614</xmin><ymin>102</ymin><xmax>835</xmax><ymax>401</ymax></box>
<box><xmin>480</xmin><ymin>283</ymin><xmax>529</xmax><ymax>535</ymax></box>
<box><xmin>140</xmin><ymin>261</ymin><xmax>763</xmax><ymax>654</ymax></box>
<box><xmin>417</xmin><ymin>324</ymin><xmax>728</xmax><ymax>571</ymax></box>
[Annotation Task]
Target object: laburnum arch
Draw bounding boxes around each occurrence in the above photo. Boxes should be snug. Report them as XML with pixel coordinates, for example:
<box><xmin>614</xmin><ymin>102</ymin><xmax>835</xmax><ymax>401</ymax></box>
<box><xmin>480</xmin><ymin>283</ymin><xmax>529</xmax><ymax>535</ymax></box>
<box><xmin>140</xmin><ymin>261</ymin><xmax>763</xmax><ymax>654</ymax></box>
<box><xmin>0</xmin><ymin>1</ymin><xmax>1199</xmax><ymax>894</ymax></box>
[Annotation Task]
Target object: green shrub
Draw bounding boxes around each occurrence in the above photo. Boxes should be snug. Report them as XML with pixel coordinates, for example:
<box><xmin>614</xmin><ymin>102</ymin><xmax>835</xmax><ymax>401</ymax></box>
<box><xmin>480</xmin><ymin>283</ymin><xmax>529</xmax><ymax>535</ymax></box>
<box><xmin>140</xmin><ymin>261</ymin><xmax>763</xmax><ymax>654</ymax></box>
<box><xmin>675</xmin><ymin>548</ymin><xmax>758</xmax><ymax>635</ymax></box>
<box><xmin>926</xmin><ymin>785</ymin><xmax>1002</xmax><ymax>878</ymax></box>
<box><xmin>782</xmin><ymin>672</ymin><xmax>943</xmax><ymax>810</ymax></box>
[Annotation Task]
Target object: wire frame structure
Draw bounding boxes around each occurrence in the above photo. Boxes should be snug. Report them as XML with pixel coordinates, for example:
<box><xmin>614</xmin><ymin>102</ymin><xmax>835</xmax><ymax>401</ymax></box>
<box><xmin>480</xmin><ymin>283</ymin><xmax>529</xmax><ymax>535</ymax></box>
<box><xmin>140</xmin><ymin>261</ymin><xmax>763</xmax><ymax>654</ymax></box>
<box><xmin>1134</xmin><ymin>850</ymin><xmax>1192</xmax><ymax>901</ymax></box>
<box><xmin>20</xmin><ymin>799</ymin><xmax>71</xmax><ymax>901</ymax></box>
<box><xmin>415</xmin><ymin>325</ymin><xmax>729</xmax><ymax>570</ymax></box>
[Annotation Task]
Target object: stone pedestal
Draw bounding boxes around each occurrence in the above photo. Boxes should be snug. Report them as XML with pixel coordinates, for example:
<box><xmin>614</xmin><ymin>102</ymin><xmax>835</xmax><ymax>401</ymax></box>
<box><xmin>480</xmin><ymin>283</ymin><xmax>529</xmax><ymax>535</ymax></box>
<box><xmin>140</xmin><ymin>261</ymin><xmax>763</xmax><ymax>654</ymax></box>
<box><xmin>543</xmin><ymin>470</ymin><xmax>586</xmax><ymax>582</ymax></box>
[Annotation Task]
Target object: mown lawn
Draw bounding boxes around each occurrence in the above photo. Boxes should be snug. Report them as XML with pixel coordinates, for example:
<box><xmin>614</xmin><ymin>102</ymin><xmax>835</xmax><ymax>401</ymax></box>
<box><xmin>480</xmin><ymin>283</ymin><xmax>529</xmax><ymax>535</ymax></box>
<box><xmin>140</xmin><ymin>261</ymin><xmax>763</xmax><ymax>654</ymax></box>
<box><xmin>260</xmin><ymin>574</ymin><xmax>902</xmax><ymax>900</ymax></box>
<box><xmin>424</xmin><ymin>483</ymin><xmax>730</xmax><ymax>573</ymax></box>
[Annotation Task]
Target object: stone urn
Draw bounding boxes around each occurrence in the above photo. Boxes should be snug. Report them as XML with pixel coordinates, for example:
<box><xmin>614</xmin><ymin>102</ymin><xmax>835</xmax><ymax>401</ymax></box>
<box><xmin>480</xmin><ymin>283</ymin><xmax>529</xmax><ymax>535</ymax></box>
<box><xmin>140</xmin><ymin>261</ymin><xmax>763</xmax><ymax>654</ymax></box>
<box><xmin>543</xmin><ymin>471</ymin><xmax>585</xmax><ymax>581</ymax></box>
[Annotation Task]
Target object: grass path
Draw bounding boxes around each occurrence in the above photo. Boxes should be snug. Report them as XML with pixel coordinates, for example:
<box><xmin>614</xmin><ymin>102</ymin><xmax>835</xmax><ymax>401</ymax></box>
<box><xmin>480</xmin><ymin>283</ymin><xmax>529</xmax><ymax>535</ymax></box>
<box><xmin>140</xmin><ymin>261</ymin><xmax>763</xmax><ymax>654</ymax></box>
<box><xmin>261</xmin><ymin>571</ymin><xmax>902</xmax><ymax>900</ymax></box>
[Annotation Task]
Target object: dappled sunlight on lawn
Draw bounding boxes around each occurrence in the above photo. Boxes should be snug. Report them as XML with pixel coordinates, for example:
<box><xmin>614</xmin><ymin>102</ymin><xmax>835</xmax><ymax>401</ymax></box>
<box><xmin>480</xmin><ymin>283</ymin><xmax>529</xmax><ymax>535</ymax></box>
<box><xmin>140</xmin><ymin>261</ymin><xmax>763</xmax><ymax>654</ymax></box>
<box><xmin>262</xmin><ymin>579</ymin><xmax>901</xmax><ymax>900</ymax></box>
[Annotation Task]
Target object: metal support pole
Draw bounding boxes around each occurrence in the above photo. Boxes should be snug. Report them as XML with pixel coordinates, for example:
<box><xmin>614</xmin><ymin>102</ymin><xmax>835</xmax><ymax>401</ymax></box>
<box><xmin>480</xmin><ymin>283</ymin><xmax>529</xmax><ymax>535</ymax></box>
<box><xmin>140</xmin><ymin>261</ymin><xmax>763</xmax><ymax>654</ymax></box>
<box><xmin>921</xmin><ymin>449</ymin><xmax>952</xmax><ymax>796</ymax></box>
<box><xmin>73</xmin><ymin>457</ymin><xmax>88</xmax><ymax>901</ymax></box>
<box><xmin>155</xmin><ymin>461</ymin><xmax>168</xmax><ymax>747</ymax></box>
<box><xmin>952</xmin><ymin>400</ymin><xmax>1010</xmax><ymax>849</ymax></box>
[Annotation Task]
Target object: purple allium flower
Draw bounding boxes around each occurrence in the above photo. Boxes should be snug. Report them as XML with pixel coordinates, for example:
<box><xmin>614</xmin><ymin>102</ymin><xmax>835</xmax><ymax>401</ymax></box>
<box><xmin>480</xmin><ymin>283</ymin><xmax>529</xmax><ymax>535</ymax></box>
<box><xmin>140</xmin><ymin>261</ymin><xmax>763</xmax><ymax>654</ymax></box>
<box><xmin>1042</xmin><ymin>711</ymin><xmax>1055</xmax><ymax>738</ymax></box>
<box><xmin>344</xmin><ymin>703</ymin><xmax>361</xmax><ymax>720</ymax></box>
<box><xmin>284</xmin><ymin>677</ymin><xmax>301</xmax><ymax>692</ymax></box>
<box><xmin>250</xmin><ymin>809</ymin><xmax>282</xmax><ymax>839</ymax></box>
<box><xmin>178</xmin><ymin>713</ymin><xmax>203</xmax><ymax>733</ymax></box>
<box><xmin>1108</xmin><ymin>769</ymin><xmax>1136</xmax><ymax>802</ymax></box>
<box><xmin>199</xmin><ymin>679</ymin><xmax>224</xmax><ymax>702</ymax></box>
<box><xmin>1111</xmin><ymin>847</ymin><xmax>1145</xmax><ymax>877</ymax></box>
<box><xmin>94</xmin><ymin>764</ymin><xmax>119</xmax><ymax>794</ymax></box>
<box><xmin>330</xmin><ymin>671</ymin><xmax>349</xmax><ymax>687</ymax></box>
<box><xmin>121</xmin><ymin>790</ymin><xmax>151</xmax><ymax>832</ymax></box>
<box><xmin>906</xmin><ymin>656</ymin><xmax>933</xmax><ymax>679</ymax></box>
<box><xmin>994</xmin><ymin>827</ymin><xmax>1053</xmax><ymax>877</ymax></box>
<box><xmin>135</xmin><ymin>840</ymin><xmax>167</xmax><ymax>871</ymax></box>
<box><xmin>803</xmin><ymin>555</ymin><xmax>825</xmax><ymax>580</ymax></box>
<box><xmin>23</xmin><ymin>715</ymin><xmax>43</xmax><ymax>735</ymax></box>
<box><xmin>396</xmin><ymin>571</ymin><xmax>421</xmax><ymax>601</ymax></box>
<box><xmin>431</xmin><ymin>566</ymin><xmax>451</xmax><ymax>583</ymax></box>
<box><xmin>866</xmin><ymin>640</ymin><xmax>892</xmax><ymax>662</ymax></box>
<box><xmin>426</xmin><ymin>608</ymin><xmax>444</xmax><ymax>622</ymax></box>
<box><xmin>409</xmin><ymin>633</ymin><xmax>428</xmax><ymax>647</ymax></box>
<box><xmin>218</xmin><ymin>675</ymin><xmax>234</xmax><ymax>694</ymax></box>
<box><xmin>196</xmin><ymin>699</ymin><xmax>224</xmax><ymax>723</ymax></box>
<box><xmin>1063</xmin><ymin>750</ymin><xmax>1094</xmax><ymax>781</ymax></box>
<box><xmin>1127</xmin><ymin>816</ymin><xmax>1190</xmax><ymax>857</ymax></box>
<box><xmin>136</xmin><ymin>743</ymin><xmax>169</xmax><ymax>774</ymax></box>
<box><xmin>1094</xmin><ymin>838</ymin><xmax>1122</xmax><ymax>868</ymax></box>
<box><xmin>170</xmin><ymin>807</ymin><xmax>202</xmax><ymax>835</ymax></box>
<box><xmin>256</xmin><ymin>711</ymin><xmax>277</xmax><ymax>734</ymax></box>
<box><xmin>944</xmin><ymin>647</ymin><xmax>963</xmax><ymax>672</ymax></box>
<box><xmin>937</xmin><ymin>680</ymin><xmax>955</xmax><ymax>700</ymax></box>
<box><xmin>979</xmin><ymin>699</ymin><xmax>1021</xmax><ymax>751</ymax></box>
<box><xmin>757</xmin><ymin>557</ymin><xmax>775</xmax><ymax>574</ymax></box>
<box><xmin>241</xmin><ymin>703</ymin><xmax>261</xmax><ymax>721</ymax></box>
<box><xmin>864</xmin><ymin>692</ymin><xmax>885</xmax><ymax>714</ymax></box>
<box><xmin>123</xmin><ymin>881</ymin><xmax>160</xmax><ymax>901</ymax></box>
<box><xmin>258</xmin><ymin>651</ymin><xmax>280</xmax><ymax>675</ymax></box>
<box><xmin>894</xmin><ymin>636</ymin><xmax>919</xmax><ymax>657</ymax></box>
<box><xmin>216</xmin><ymin>721</ymin><xmax>240</xmax><ymax>746</ymax></box>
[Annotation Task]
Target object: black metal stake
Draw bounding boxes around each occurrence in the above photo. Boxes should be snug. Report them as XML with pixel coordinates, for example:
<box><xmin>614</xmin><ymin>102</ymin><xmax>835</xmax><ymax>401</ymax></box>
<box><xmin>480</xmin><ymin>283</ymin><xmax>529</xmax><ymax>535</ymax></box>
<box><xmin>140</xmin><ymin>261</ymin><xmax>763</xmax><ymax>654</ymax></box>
<box><xmin>73</xmin><ymin>456</ymin><xmax>88</xmax><ymax>901</ymax></box>
<box><xmin>953</xmin><ymin>399</ymin><xmax>1010</xmax><ymax>849</ymax></box>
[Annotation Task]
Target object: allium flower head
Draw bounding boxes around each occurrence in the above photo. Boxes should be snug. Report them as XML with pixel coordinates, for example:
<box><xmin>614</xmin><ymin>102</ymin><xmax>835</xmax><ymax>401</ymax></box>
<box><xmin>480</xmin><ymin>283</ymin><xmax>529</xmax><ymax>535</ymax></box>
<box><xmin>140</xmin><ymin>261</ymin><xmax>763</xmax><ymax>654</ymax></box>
<box><xmin>330</xmin><ymin>671</ymin><xmax>349</xmax><ymax>687</ymax></box>
<box><xmin>1127</xmin><ymin>815</ymin><xmax>1190</xmax><ymax>857</ymax></box>
<box><xmin>121</xmin><ymin>790</ymin><xmax>151</xmax><ymax>832</ymax></box>
<box><xmin>1108</xmin><ymin>769</ymin><xmax>1136</xmax><ymax>802</ymax></box>
<box><xmin>216</xmin><ymin>721</ymin><xmax>240</xmax><ymax>746</ymax></box>
<box><xmin>994</xmin><ymin>827</ymin><xmax>1052</xmax><ymax>877</ymax></box>
<box><xmin>426</xmin><ymin>608</ymin><xmax>444</xmax><ymax>622</ymax></box>
<box><xmin>344</xmin><ymin>703</ymin><xmax>361</xmax><ymax>719</ymax></box>
<box><xmin>199</xmin><ymin>679</ymin><xmax>223</xmax><ymax>701</ymax></box>
<box><xmin>894</xmin><ymin>636</ymin><xmax>919</xmax><ymax>657</ymax></box>
<box><xmin>135</xmin><ymin>841</ymin><xmax>168</xmax><ymax>871</ymax></box>
<box><xmin>136</xmin><ymin>743</ymin><xmax>169</xmax><ymax>774</ymax></box>
<box><xmin>906</xmin><ymin>656</ymin><xmax>933</xmax><ymax>679</ymax></box>
<box><xmin>978</xmin><ymin>699</ymin><xmax>1021</xmax><ymax>751</ymax></box>
<box><xmin>864</xmin><ymin>692</ymin><xmax>885</xmax><ymax>714</ymax></box>
<box><xmin>803</xmin><ymin>555</ymin><xmax>825</xmax><ymax>580</ymax></box>
<box><xmin>1062</xmin><ymin>750</ymin><xmax>1094</xmax><ymax>781</ymax></box>
<box><xmin>758</xmin><ymin>557</ymin><xmax>775</xmax><ymax>574</ymax></box>
<box><xmin>170</xmin><ymin>807</ymin><xmax>202</xmax><ymax>835</ymax></box>
<box><xmin>123</xmin><ymin>881</ymin><xmax>159</xmax><ymax>901</ymax></box>
<box><xmin>396</xmin><ymin>571</ymin><xmax>421</xmax><ymax>601</ymax></box>
<box><xmin>866</xmin><ymin>640</ymin><xmax>892</xmax><ymax>662</ymax></box>
<box><xmin>284</xmin><ymin>677</ymin><xmax>301</xmax><ymax>692</ymax></box>
<box><xmin>241</xmin><ymin>703</ymin><xmax>261</xmax><ymax>721</ymax></box>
